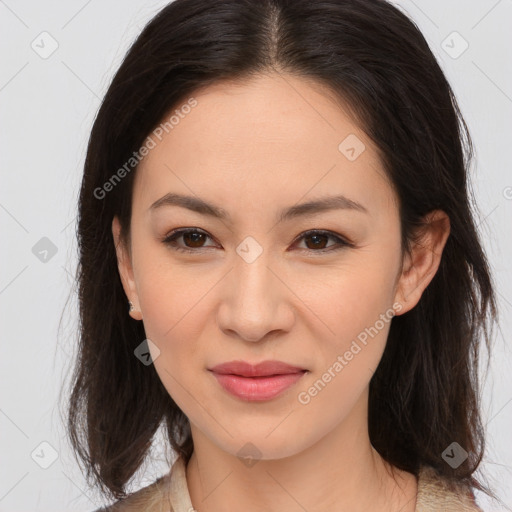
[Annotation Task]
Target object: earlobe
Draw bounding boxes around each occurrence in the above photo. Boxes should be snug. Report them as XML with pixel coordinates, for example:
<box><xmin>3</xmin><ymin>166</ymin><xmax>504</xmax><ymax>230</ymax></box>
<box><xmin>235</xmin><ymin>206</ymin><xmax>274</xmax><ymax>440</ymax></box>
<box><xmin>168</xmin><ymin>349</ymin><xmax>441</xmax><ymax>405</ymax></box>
<box><xmin>112</xmin><ymin>216</ymin><xmax>143</xmax><ymax>321</ymax></box>
<box><xmin>393</xmin><ymin>210</ymin><xmax>450</xmax><ymax>315</ymax></box>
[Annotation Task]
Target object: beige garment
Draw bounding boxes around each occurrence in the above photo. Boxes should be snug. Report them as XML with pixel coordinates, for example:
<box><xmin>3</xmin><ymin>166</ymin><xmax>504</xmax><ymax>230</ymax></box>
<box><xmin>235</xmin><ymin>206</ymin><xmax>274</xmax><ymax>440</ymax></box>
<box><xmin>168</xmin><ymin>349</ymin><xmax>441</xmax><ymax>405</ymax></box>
<box><xmin>95</xmin><ymin>456</ymin><xmax>484</xmax><ymax>511</ymax></box>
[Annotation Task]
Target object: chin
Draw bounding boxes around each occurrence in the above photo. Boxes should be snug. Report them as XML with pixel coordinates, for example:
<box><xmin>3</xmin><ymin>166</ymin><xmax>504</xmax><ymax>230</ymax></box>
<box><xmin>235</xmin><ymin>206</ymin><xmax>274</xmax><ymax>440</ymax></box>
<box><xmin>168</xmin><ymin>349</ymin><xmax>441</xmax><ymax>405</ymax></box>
<box><xmin>210</xmin><ymin>425</ymin><xmax>311</xmax><ymax>463</ymax></box>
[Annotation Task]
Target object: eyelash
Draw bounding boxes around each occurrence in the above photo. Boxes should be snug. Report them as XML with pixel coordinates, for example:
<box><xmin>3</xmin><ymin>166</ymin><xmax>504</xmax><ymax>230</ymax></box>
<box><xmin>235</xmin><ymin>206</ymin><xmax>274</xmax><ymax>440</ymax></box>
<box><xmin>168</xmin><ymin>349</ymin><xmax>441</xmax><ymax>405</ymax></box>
<box><xmin>161</xmin><ymin>228</ymin><xmax>354</xmax><ymax>254</ymax></box>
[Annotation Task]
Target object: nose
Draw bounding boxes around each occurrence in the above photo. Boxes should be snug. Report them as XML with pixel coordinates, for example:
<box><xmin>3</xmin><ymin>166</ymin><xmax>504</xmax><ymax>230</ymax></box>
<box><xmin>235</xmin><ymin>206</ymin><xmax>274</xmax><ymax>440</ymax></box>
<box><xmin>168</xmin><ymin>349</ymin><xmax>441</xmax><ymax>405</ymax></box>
<box><xmin>216</xmin><ymin>252</ymin><xmax>295</xmax><ymax>343</ymax></box>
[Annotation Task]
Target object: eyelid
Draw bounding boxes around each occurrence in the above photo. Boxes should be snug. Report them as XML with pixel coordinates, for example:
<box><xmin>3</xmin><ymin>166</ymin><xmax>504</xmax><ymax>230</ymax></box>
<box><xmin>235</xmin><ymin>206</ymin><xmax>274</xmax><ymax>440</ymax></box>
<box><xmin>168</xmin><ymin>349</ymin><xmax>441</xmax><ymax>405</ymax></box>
<box><xmin>291</xmin><ymin>229</ymin><xmax>353</xmax><ymax>250</ymax></box>
<box><xmin>161</xmin><ymin>227</ymin><xmax>354</xmax><ymax>253</ymax></box>
<box><xmin>161</xmin><ymin>227</ymin><xmax>217</xmax><ymax>250</ymax></box>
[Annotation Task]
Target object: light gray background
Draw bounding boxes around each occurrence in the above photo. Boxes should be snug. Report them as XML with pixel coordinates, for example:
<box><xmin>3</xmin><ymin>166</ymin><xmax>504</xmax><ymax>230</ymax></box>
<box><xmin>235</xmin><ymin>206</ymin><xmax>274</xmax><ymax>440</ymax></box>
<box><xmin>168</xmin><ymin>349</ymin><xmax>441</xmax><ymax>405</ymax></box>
<box><xmin>1</xmin><ymin>0</ymin><xmax>511</xmax><ymax>510</ymax></box>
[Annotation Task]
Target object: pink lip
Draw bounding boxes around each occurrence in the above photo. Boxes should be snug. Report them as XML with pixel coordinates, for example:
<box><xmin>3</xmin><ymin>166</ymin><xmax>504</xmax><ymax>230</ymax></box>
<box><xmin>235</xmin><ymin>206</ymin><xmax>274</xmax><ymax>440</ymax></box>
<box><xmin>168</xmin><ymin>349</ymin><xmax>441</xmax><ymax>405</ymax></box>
<box><xmin>208</xmin><ymin>360</ymin><xmax>308</xmax><ymax>402</ymax></box>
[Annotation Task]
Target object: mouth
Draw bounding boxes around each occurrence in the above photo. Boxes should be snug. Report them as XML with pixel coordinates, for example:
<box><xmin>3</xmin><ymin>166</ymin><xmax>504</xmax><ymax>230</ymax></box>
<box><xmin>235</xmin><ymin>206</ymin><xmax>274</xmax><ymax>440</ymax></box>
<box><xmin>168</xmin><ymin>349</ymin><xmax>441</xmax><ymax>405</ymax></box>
<box><xmin>208</xmin><ymin>360</ymin><xmax>308</xmax><ymax>401</ymax></box>
<box><xmin>208</xmin><ymin>359</ymin><xmax>307</xmax><ymax>377</ymax></box>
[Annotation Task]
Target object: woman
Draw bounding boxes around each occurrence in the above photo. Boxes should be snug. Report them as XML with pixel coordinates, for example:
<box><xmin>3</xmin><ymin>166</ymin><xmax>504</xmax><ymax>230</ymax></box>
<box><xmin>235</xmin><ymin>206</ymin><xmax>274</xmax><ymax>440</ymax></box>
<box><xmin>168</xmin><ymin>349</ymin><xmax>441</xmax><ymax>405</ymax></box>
<box><xmin>68</xmin><ymin>0</ymin><xmax>500</xmax><ymax>510</ymax></box>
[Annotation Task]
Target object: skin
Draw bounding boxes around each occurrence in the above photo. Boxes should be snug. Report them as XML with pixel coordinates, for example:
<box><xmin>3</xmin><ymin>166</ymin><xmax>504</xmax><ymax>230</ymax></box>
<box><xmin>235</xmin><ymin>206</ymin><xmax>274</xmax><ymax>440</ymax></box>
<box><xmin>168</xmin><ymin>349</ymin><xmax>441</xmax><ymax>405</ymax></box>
<box><xmin>112</xmin><ymin>72</ymin><xmax>450</xmax><ymax>512</ymax></box>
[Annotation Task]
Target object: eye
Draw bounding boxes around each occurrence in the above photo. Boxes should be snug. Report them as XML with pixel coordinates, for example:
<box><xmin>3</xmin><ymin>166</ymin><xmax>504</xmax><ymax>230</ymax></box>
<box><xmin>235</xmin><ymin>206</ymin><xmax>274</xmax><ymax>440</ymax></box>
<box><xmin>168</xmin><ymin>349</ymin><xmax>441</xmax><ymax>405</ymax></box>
<box><xmin>161</xmin><ymin>228</ymin><xmax>353</xmax><ymax>254</ymax></box>
<box><xmin>161</xmin><ymin>228</ymin><xmax>217</xmax><ymax>253</ymax></box>
<box><xmin>292</xmin><ymin>229</ymin><xmax>353</xmax><ymax>253</ymax></box>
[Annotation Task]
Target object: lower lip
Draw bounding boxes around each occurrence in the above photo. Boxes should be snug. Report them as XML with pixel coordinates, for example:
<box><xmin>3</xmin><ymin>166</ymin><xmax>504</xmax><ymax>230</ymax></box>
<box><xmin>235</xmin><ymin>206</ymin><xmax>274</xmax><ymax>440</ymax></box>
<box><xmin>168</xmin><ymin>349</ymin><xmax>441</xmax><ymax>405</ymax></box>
<box><xmin>210</xmin><ymin>371</ymin><xmax>307</xmax><ymax>401</ymax></box>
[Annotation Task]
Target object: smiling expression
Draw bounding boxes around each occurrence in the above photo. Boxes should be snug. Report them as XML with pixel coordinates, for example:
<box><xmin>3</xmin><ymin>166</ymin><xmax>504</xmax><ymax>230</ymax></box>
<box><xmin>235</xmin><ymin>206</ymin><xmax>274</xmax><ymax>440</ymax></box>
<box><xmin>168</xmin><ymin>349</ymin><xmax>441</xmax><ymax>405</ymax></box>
<box><xmin>112</xmin><ymin>72</ymin><xmax>416</xmax><ymax>460</ymax></box>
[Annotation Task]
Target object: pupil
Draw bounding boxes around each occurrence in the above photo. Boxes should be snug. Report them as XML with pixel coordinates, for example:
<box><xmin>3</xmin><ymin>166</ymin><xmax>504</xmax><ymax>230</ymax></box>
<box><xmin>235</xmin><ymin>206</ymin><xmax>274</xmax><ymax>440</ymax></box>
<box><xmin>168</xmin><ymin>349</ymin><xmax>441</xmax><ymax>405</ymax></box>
<box><xmin>308</xmin><ymin>234</ymin><xmax>326</xmax><ymax>249</ymax></box>
<box><xmin>185</xmin><ymin>232</ymin><xmax>204</xmax><ymax>247</ymax></box>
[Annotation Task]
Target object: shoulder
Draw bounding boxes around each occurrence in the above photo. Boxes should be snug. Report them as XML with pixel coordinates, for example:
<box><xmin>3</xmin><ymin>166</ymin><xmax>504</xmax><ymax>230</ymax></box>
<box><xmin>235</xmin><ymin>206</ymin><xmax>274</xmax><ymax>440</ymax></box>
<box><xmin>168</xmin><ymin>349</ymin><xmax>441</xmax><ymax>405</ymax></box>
<box><xmin>416</xmin><ymin>465</ymin><xmax>483</xmax><ymax>512</ymax></box>
<box><xmin>91</xmin><ymin>472</ymin><xmax>174</xmax><ymax>512</ymax></box>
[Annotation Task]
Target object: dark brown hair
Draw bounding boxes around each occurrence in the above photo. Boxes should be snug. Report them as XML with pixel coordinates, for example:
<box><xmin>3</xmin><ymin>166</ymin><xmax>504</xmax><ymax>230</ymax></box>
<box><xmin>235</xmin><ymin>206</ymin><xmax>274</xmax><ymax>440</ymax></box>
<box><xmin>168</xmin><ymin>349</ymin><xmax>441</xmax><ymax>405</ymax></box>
<box><xmin>67</xmin><ymin>0</ymin><xmax>499</xmax><ymax>503</ymax></box>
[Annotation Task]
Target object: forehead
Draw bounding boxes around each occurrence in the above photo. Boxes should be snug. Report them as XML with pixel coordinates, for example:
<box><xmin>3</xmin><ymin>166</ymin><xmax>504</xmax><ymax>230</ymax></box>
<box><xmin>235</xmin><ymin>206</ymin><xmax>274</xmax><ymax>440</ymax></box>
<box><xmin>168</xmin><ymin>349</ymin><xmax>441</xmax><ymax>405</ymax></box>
<box><xmin>134</xmin><ymin>73</ymin><xmax>397</xmax><ymax>220</ymax></box>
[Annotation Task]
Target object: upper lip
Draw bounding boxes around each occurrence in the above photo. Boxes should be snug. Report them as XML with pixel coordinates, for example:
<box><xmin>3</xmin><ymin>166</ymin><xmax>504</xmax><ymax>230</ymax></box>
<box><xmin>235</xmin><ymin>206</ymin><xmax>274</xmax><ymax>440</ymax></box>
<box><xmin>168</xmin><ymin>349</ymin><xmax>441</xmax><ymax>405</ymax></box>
<box><xmin>209</xmin><ymin>360</ymin><xmax>307</xmax><ymax>377</ymax></box>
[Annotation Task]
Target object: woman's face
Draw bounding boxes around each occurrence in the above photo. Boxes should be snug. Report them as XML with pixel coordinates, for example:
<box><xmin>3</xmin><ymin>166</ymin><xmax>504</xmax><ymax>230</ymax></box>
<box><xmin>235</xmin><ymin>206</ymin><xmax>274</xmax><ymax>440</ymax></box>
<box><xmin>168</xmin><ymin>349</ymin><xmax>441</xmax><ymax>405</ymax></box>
<box><xmin>113</xmin><ymin>73</ymin><xmax>434</xmax><ymax>461</ymax></box>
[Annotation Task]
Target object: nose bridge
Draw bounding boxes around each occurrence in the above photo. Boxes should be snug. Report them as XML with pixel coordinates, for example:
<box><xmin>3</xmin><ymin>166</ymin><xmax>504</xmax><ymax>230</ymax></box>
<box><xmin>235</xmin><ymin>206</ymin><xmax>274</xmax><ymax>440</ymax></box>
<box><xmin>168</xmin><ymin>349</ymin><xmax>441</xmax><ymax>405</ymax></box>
<box><xmin>217</xmin><ymin>238</ymin><xmax>293</xmax><ymax>341</ymax></box>
<box><xmin>235</xmin><ymin>244</ymin><xmax>273</xmax><ymax>301</ymax></box>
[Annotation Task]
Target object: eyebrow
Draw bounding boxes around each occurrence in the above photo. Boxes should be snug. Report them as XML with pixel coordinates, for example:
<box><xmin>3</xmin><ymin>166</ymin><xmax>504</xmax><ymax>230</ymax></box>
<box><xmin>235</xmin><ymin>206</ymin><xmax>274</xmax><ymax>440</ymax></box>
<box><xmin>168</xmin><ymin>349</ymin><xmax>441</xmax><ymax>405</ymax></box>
<box><xmin>149</xmin><ymin>192</ymin><xmax>368</xmax><ymax>222</ymax></box>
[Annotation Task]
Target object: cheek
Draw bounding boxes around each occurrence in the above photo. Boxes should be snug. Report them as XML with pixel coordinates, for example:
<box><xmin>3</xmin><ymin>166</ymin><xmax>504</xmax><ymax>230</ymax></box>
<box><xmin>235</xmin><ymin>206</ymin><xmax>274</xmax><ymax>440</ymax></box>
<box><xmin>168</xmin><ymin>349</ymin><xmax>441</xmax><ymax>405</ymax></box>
<box><xmin>132</xmin><ymin>232</ymin><xmax>203</xmax><ymax>325</ymax></box>
<box><xmin>137</xmin><ymin>263</ymin><xmax>208</xmax><ymax>353</ymax></box>
<box><xmin>294</xmin><ymin>283</ymin><xmax>394</xmax><ymax>426</ymax></box>
<box><xmin>135</xmin><ymin>261</ymin><xmax>211</xmax><ymax>411</ymax></box>
<box><xmin>300</xmin><ymin>249</ymin><xmax>399</xmax><ymax>391</ymax></box>
<box><xmin>308</xmin><ymin>255</ymin><xmax>397</xmax><ymax>345</ymax></box>
<box><xmin>133</xmin><ymin>245</ymin><xmax>232</xmax><ymax>394</ymax></box>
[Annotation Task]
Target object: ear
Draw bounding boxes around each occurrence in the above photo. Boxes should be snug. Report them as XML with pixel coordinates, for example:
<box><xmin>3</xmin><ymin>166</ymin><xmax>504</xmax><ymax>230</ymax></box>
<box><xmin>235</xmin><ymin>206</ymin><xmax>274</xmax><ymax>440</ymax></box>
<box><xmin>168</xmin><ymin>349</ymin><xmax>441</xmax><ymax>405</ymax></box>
<box><xmin>112</xmin><ymin>216</ymin><xmax>143</xmax><ymax>321</ymax></box>
<box><xmin>393</xmin><ymin>210</ymin><xmax>450</xmax><ymax>315</ymax></box>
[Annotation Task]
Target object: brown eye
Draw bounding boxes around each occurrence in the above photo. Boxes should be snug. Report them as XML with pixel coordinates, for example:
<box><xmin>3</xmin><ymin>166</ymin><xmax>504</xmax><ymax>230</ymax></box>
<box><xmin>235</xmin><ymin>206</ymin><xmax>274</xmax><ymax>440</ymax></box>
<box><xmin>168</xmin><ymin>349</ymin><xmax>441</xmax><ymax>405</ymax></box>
<box><xmin>294</xmin><ymin>230</ymin><xmax>351</xmax><ymax>253</ymax></box>
<box><xmin>303</xmin><ymin>232</ymin><xmax>329</xmax><ymax>250</ymax></box>
<box><xmin>182</xmin><ymin>231</ymin><xmax>207</xmax><ymax>248</ymax></box>
<box><xmin>162</xmin><ymin>228</ymin><xmax>352</xmax><ymax>254</ymax></box>
<box><xmin>162</xmin><ymin>228</ymin><xmax>216</xmax><ymax>252</ymax></box>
